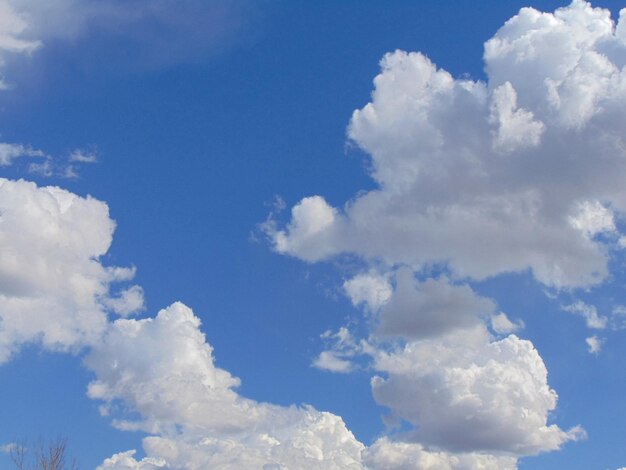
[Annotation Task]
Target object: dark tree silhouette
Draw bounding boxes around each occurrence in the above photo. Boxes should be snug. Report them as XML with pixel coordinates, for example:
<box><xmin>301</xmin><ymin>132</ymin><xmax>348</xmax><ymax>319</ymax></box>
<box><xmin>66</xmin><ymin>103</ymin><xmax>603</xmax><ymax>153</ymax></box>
<box><xmin>9</xmin><ymin>437</ymin><xmax>78</xmax><ymax>470</ymax></box>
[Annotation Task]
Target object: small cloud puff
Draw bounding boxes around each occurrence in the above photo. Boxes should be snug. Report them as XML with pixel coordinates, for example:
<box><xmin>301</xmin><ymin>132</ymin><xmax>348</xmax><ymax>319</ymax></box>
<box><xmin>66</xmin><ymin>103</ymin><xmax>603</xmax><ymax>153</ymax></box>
<box><xmin>586</xmin><ymin>335</ymin><xmax>603</xmax><ymax>354</ymax></box>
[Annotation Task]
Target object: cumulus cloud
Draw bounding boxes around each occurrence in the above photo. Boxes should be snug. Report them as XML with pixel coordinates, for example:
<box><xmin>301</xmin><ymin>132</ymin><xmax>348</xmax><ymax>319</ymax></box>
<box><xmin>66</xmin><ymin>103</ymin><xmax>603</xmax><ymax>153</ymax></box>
<box><xmin>98</xmin><ymin>450</ymin><xmax>165</xmax><ymax>469</ymax></box>
<box><xmin>343</xmin><ymin>272</ymin><xmax>392</xmax><ymax>312</ymax></box>
<box><xmin>0</xmin><ymin>178</ymin><xmax>143</xmax><ymax>363</ymax></box>
<box><xmin>569</xmin><ymin>200</ymin><xmax>616</xmax><ymax>238</ymax></box>
<box><xmin>87</xmin><ymin>303</ymin><xmax>366</xmax><ymax>469</ymax></box>
<box><xmin>102</xmin><ymin>285</ymin><xmax>145</xmax><ymax>317</ymax></box>
<box><xmin>272</xmin><ymin>195</ymin><xmax>338</xmax><ymax>262</ymax></box>
<box><xmin>1</xmin><ymin>1</ymin><xmax>615</xmax><ymax>467</ymax></box>
<box><xmin>364</xmin><ymin>438</ymin><xmax>517</xmax><ymax>470</ymax></box>
<box><xmin>377</xmin><ymin>268</ymin><xmax>495</xmax><ymax>340</ymax></box>
<box><xmin>490</xmin><ymin>81</ymin><xmax>545</xmax><ymax>154</ymax></box>
<box><xmin>370</xmin><ymin>326</ymin><xmax>584</xmax><ymax>455</ymax></box>
<box><xmin>91</xmin><ymin>304</ymin><xmax>540</xmax><ymax>468</ymax></box>
<box><xmin>262</xmin><ymin>3</ymin><xmax>621</xmax><ymax>463</ymax></box>
<box><xmin>268</xmin><ymin>1</ymin><xmax>626</xmax><ymax>289</ymax></box>
<box><xmin>490</xmin><ymin>312</ymin><xmax>524</xmax><ymax>335</ymax></box>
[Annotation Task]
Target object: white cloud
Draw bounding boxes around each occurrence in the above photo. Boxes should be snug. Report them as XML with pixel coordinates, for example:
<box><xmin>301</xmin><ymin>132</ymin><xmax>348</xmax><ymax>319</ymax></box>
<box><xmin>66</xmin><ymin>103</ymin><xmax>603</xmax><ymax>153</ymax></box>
<box><xmin>0</xmin><ymin>2</ymin><xmax>39</xmax><ymax>54</ymax></box>
<box><xmin>0</xmin><ymin>178</ymin><xmax>142</xmax><ymax>363</ymax></box>
<box><xmin>0</xmin><ymin>1</ymin><xmax>40</xmax><ymax>87</ymax></box>
<box><xmin>364</xmin><ymin>438</ymin><xmax>517</xmax><ymax>470</ymax></box>
<box><xmin>343</xmin><ymin>272</ymin><xmax>392</xmax><ymax>311</ymax></box>
<box><xmin>569</xmin><ymin>200</ymin><xmax>616</xmax><ymax>238</ymax></box>
<box><xmin>0</xmin><ymin>443</ymin><xmax>17</xmax><ymax>454</ymax></box>
<box><xmin>0</xmin><ymin>1</ymin><xmax>615</xmax><ymax>467</ymax></box>
<box><xmin>562</xmin><ymin>300</ymin><xmax>607</xmax><ymax>329</ymax></box>
<box><xmin>263</xmin><ymin>1</ymin><xmax>626</xmax><ymax>465</ymax></box>
<box><xmin>5</xmin><ymin>0</ymin><xmax>254</xmax><ymax>71</ymax></box>
<box><xmin>102</xmin><ymin>285</ymin><xmax>145</xmax><ymax>317</ymax></box>
<box><xmin>490</xmin><ymin>81</ymin><xmax>545</xmax><ymax>153</ymax></box>
<box><xmin>585</xmin><ymin>335</ymin><xmax>603</xmax><ymax>354</ymax></box>
<box><xmin>313</xmin><ymin>327</ymin><xmax>367</xmax><ymax>374</ymax></box>
<box><xmin>27</xmin><ymin>157</ymin><xmax>53</xmax><ymax>176</ymax></box>
<box><xmin>69</xmin><ymin>148</ymin><xmax>97</xmax><ymax>163</ymax></box>
<box><xmin>370</xmin><ymin>326</ymin><xmax>584</xmax><ymax>455</ymax></box>
<box><xmin>28</xmin><ymin>154</ymin><xmax>96</xmax><ymax>179</ymax></box>
<box><xmin>87</xmin><ymin>303</ymin><xmax>366</xmax><ymax>469</ymax></box>
<box><xmin>312</xmin><ymin>350</ymin><xmax>354</xmax><ymax>374</ymax></box>
<box><xmin>484</xmin><ymin>0</ymin><xmax>618</xmax><ymax>129</ymax></box>
<box><xmin>376</xmin><ymin>268</ymin><xmax>495</xmax><ymax>340</ymax></box>
<box><xmin>85</xmin><ymin>302</ymin><xmax>259</xmax><ymax>435</ymax></box>
<box><xmin>98</xmin><ymin>450</ymin><xmax>165</xmax><ymax>469</ymax></box>
<box><xmin>0</xmin><ymin>142</ymin><xmax>44</xmax><ymax>165</ymax></box>
<box><xmin>490</xmin><ymin>312</ymin><xmax>524</xmax><ymax>335</ymax></box>
<box><xmin>273</xmin><ymin>195</ymin><xmax>338</xmax><ymax>262</ymax></box>
<box><xmin>92</xmin><ymin>303</ymin><xmax>543</xmax><ymax>468</ymax></box>
<box><xmin>268</xmin><ymin>1</ymin><xmax>626</xmax><ymax>289</ymax></box>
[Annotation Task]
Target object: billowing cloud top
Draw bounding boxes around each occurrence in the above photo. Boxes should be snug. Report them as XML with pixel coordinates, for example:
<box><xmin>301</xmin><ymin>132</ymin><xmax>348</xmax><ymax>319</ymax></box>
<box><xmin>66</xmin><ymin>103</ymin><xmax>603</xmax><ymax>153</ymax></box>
<box><xmin>88</xmin><ymin>303</ymin><xmax>366</xmax><ymax>470</ymax></box>
<box><xmin>0</xmin><ymin>178</ymin><xmax>143</xmax><ymax>363</ymax></box>
<box><xmin>268</xmin><ymin>0</ymin><xmax>626</xmax><ymax>289</ymax></box>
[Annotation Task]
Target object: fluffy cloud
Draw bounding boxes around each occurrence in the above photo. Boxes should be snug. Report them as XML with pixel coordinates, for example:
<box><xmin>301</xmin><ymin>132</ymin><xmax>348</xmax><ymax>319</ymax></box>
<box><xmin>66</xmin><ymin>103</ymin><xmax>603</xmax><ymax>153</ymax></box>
<box><xmin>569</xmin><ymin>200</ymin><xmax>616</xmax><ymax>238</ymax></box>
<box><xmin>364</xmin><ymin>438</ymin><xmax>517</xmax><ymax>470</ymax></box>
<box><xmin>370</xmin><ymin>326</ymin><xmax>584</xmax><ymax>455</ymax></box>
<box><xmin>0</xmin><ymin>178</ymin><xmax>143</xmax><ymax>362</ymax></box>
<box><xmin>263</xmin><ymin>3</ymin><xmax>620</xmax><ymax>463</ymax></box>
<box><xmin>272</xmin><ymin>195</ymin><xmax>338</xmax><ymax>262</ymax></box>
<box><xmin>490</xmin><ymin>312</ymin><xmax>524</xmax><ymax>335</ymax></box>
<box><xmin>98</xmin><ymin>450</ymin><xmax>165</xmax><ymax>469</ymax></box>
<box><xmin>376</xmin><ymin>268</ymin><xmax>495</xmax><ymax>340</ymax></box>
<box><xmin>88</xmin><ymin>303</ymin><xmax>366</xmax><ymax>469</ymax></box>
<box><xmin>268</xmin><ymin>1</ymin><xmax>626</xmax><ymax>289</ymax></box>
<box><xmin>92</xmin><ymin>303</ymin><xmax>540</xmax><ymax>469</ymax></box>
<box><xmin>2</xmin><ymin>1</ymin><xmax>616</xmax><ymax>468</ymax></box>
<box><xmin>343</xmin><ymin>272</ymin><xmax>392</xmax><ymax>312</ymax></box>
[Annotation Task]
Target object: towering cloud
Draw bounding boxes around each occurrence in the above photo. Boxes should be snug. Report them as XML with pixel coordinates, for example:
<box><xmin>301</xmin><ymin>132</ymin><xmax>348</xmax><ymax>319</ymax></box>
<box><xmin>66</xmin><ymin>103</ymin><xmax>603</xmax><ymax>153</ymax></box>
<box><xmin>264</xmin><ymin>0</ymin><xmax>626</xmax><ymax>466</ymax></box>
<box><xmin>0</xmin><ymin>179</ymin><xmax>143</xmax><ymax>362</ymax></box>
<box><xmin>88</xmin><ymin>303</ymin><xmax>365</xmax><ymax>470</ymax></box>
<box><xmin>269</xmin><ymin>0</ymin><xmax>626</xmax><ymax>289</ymax></box>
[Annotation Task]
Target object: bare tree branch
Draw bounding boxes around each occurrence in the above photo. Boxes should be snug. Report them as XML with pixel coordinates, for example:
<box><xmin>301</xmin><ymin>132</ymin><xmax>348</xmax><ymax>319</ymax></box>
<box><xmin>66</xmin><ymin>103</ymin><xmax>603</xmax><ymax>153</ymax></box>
<box><xmin>8</xmin><ymin>437</ymin><xmax>77</xmax><ymax>470</ymax></box>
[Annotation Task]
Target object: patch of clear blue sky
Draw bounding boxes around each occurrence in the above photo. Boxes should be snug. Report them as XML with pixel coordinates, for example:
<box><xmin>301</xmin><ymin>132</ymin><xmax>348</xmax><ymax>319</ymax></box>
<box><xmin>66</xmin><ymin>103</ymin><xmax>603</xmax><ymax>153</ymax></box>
<box><xmin>1</xmin><ymin>1</ymin><xmax>625</xmax><ymax>468</ymax></box>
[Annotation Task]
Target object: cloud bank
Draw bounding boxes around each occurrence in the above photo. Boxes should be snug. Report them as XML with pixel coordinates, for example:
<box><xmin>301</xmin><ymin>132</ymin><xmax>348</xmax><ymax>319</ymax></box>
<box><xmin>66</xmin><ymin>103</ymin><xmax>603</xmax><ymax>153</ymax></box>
<box><xmin>264</xmin><ymin>0</ymin><xmax>626</xmax><ymax>466</ymax></box>
<box><xmin>2</xmin><ymin>1</ymin><xmax>624</xmax><ymax>469</ymax></box>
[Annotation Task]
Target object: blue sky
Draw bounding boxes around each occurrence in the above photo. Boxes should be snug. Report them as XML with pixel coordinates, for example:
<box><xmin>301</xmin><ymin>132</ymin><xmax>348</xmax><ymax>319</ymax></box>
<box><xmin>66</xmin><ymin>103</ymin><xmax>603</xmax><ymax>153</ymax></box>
<box><xmin>1</xmin><ymin>1</ymin><xmax>626</xmax><ymax>468</ymax></box>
